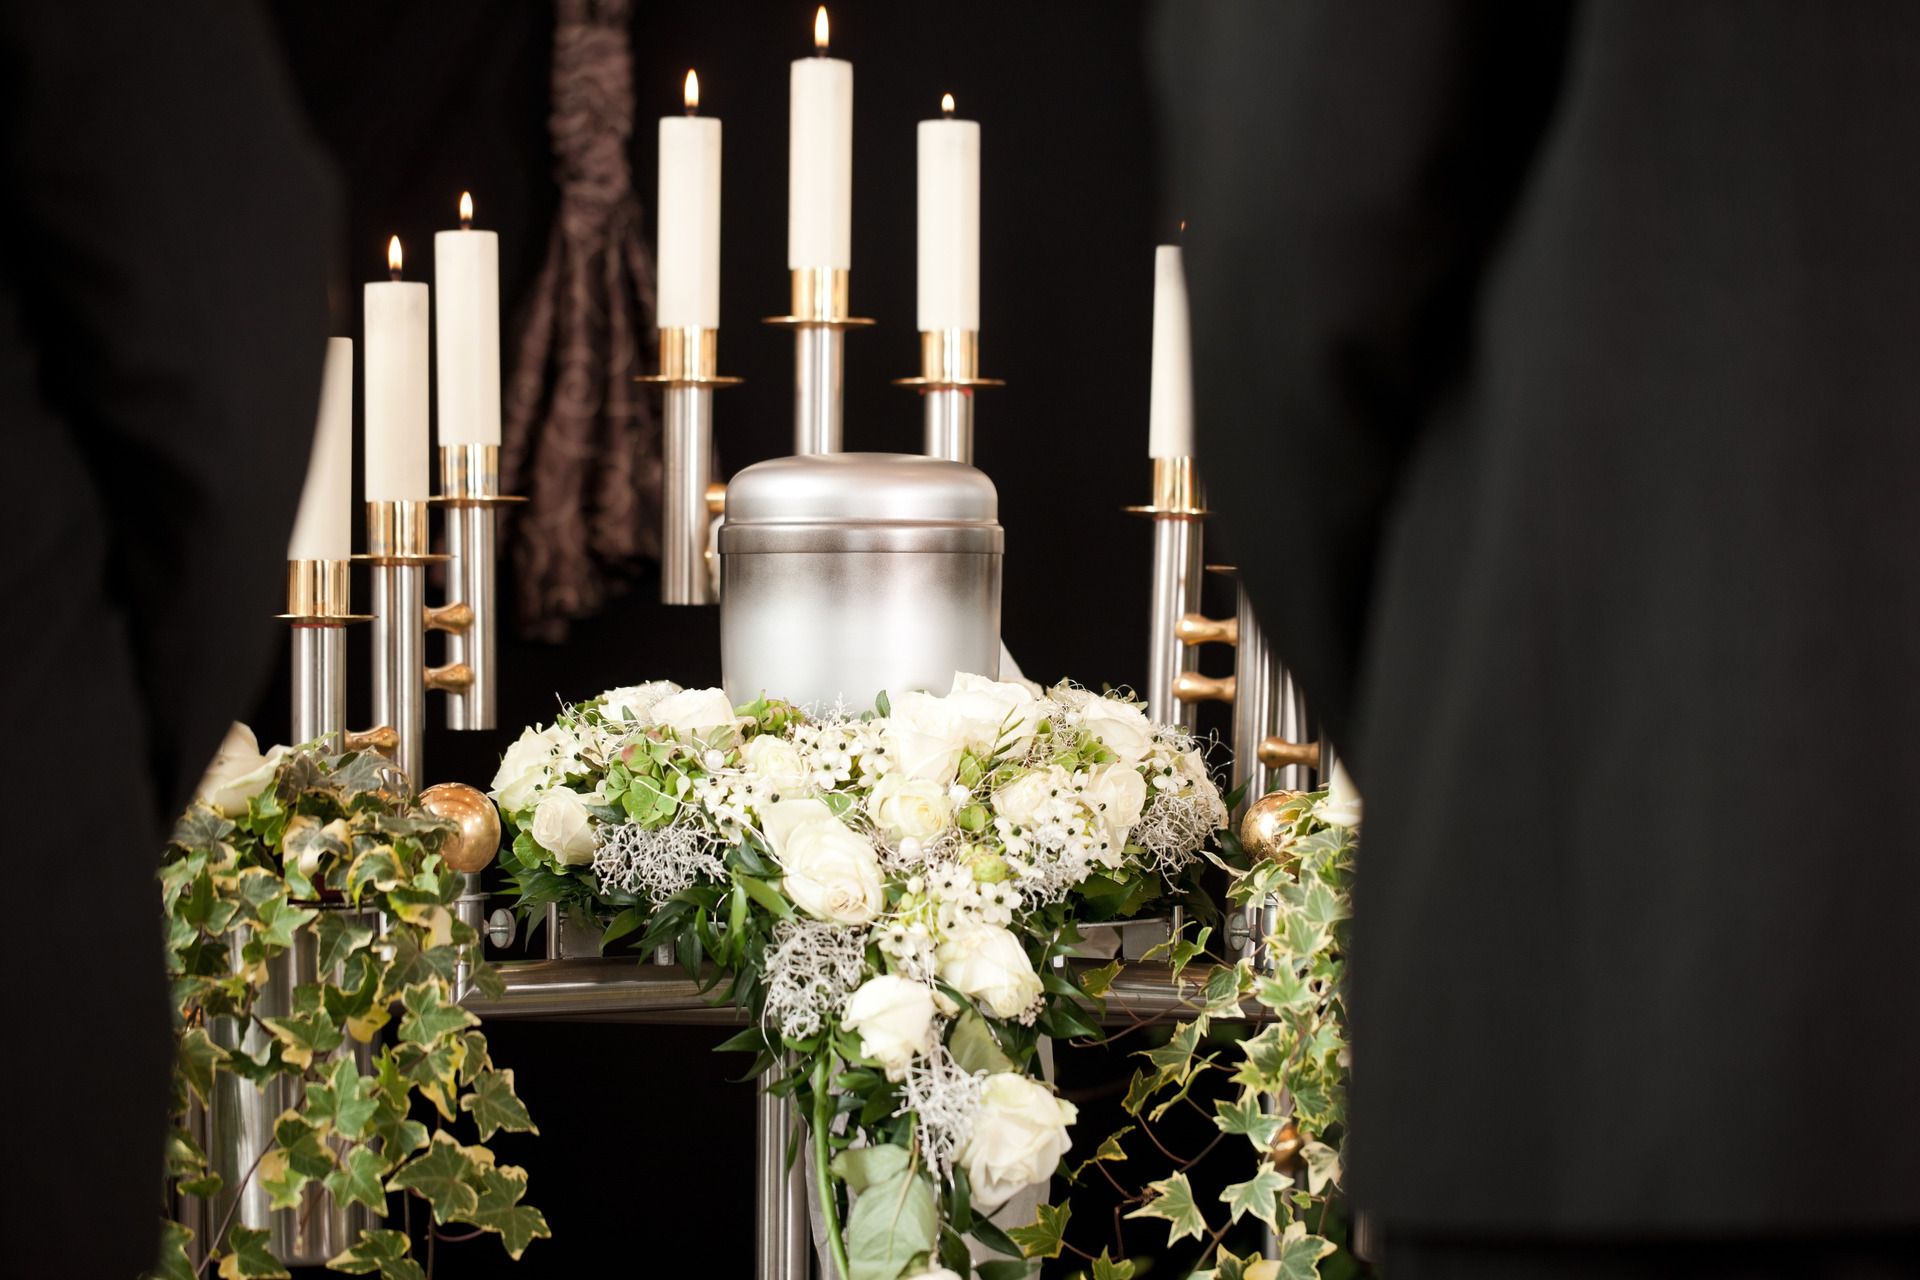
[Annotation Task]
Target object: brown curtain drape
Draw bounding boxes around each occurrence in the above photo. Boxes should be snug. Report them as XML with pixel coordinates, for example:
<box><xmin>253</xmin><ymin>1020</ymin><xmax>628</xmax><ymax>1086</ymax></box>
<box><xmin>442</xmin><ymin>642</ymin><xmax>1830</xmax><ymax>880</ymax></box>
<box><xmin>501</xmin><ymin>0</ymin><xmax>658</xmax><ymax>640</ymax></box>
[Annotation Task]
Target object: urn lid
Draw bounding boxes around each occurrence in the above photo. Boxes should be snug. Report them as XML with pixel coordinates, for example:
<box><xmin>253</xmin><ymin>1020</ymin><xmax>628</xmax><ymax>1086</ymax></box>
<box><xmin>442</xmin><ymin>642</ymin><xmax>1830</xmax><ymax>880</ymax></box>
<box><xmin>723</xmin><ymin>452</ymin><xmax>998</xmax><ymax>528</ymax></box>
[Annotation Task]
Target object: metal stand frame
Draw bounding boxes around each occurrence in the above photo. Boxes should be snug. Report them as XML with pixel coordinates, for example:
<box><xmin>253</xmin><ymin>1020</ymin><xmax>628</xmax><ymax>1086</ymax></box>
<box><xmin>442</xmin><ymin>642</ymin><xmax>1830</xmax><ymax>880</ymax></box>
<box><xmin>766</xmin><ymin>267</ymin><xmax>874</xmax><ymax>456</ymax></box>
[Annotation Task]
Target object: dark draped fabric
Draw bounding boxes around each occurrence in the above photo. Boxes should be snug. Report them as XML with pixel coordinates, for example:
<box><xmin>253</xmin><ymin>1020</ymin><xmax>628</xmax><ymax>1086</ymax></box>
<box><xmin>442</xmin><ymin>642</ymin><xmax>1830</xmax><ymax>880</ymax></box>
<box><xmin>502</xmin><ymin>0</ymin><xmax>660</xmax><ymax>639</ymax></box>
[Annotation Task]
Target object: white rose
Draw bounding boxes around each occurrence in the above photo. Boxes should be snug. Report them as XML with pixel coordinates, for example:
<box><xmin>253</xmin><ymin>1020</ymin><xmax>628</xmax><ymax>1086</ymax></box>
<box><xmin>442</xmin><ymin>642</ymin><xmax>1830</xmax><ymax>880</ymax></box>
<box><xmin>945</xmin><ymin>671</ymin><xmax>1044</xmax><ymax>755</ymax></box>
<box><xmin>958</xmin><ymin>1072</ymin><xmax>1077</xmax><ymax>1211</ymax></box>
<box><xmin>840</xmin><ymin>975</ymin><xmax>937</xmax><ymax>1080</ymax></box>
<box><xmin>992</xmin><ymin>767</ymin><xmax>1069</xmax><ymax>830</ymax></box>
<box><xmin>762</xmin><ymin>798</ymin><xmax>885</xmax><ymax>925</ymax></box>
<box><xmin>936</xmin><ymin>922</ymin><xmax>1043</xmax><ymax>1020</ymax></box>
<box><xmin>1081</xmin><ymin>762</ymin><xmax>1148</xmax><ymax>862</ymax></box>
<box><xmin>196</xmin><ymin>723</ymin><xmax>289</xmax><ymax>818</ymax></box>
<box><xmin>741</xmin><ymin>734</ymin><xmax>811</xmax><ymax>796</ymax></box>
<box><xmin>530</xmin><ymin>787</ymin><xmax>599</xmax><ymax>866</ymax></box>
<box><xmin>866</xmin><ymin>773</ymin><xmax>953</xmax><ymax>840</ymax></box>
<box><xmin>1077</xmin><ymin>695</ymin><xmax>1156</xmax><ymax>765</ymax></box>
<box><xmin>491</xmin><ymin>725</ymin><xmax>560</xmax><ymax>814</ymax></box>
<box><xmin>1315</xmin><ymin>761</ymin><xmax>1363</xmax><ymax>829</ymax></box>
<box><xmin>599</xmin><ymin>680</ymin><xmax>680</xmax><ymax>722</ymax></box>
<box><xmin>651</xmin><ymin>686</ymin><xmax>740</xmax><ymax>738</ymax></box>
<box><xmin>881</xmin><ymin>691</ymin><xmax>967</xmax><ymax>784</ymax></box>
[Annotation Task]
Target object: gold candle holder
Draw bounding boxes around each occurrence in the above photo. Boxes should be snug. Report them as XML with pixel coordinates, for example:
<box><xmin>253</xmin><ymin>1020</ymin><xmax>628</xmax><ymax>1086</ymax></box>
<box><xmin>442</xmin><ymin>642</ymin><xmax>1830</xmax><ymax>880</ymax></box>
<box><xmin>428</xmin><ymin>445</ymin><xmax>524</xmax><ymax>731</ymax></box>
<box><xmin>764</xmin><ymin>267</ymin><xmax>875</xmax><ymax>455</ymax></box>
<box><xmin>278</xmin><ymin>559</ymin><xmax>369</xmax><ymax>754</ymax></box>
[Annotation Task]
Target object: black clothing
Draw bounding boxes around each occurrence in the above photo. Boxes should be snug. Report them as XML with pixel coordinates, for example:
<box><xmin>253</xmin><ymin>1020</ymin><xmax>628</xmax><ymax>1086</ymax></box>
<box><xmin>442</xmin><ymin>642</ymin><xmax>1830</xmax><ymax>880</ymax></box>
<box><xmin>1386</xmin><ymin>1233</ymin><xmax>1920</xmax><ymax>1280</ymax></box>
<box><xmin>1</xmin><ymin>3</ymin><xmax>333</xmax><ymax>1272</ymax></box>
<box><xmin>1160</xmin><ymin>0</ymin><xmax>1920</xmax><ymax>1239</ymax></box>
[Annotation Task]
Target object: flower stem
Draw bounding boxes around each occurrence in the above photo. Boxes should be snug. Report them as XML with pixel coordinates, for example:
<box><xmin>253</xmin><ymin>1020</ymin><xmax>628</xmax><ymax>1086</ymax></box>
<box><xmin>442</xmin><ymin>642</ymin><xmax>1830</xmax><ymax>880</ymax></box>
<box><xmin>812</xmin><ymin>1054</ymin><xmax>851</xmax><ymax>1280</ymax></box>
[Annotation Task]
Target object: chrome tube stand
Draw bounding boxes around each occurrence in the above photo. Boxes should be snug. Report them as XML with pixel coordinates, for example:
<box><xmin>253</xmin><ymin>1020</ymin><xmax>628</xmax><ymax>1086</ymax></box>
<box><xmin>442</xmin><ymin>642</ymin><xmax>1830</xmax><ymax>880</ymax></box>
<box><xmin>756</xmin><ymin>1073</ymin><xmax>811</xmax><ymax>1280</ymax></box>
<box><xmin>766</xmin><ymin>267</ymin><xmax>873</xmax><ymax>455</ymax></box>
<box><xmin>638</xmin><ymin>327</ymin><xmax>740</xmax><ymax>604</ymax></box>
<box><xmin>1130</xmin><ymin>457</ymin><xmax>1208</xmax><ymax>730</ymax></box>
<box><xmin>894</xmin><ymin>328</ymin><xmax>1002</xmax><ymax>464</ymax></box>
<box><xmin>280</xmin><ymin>559</ymin><xmax>366</xmax><ymax>751</ymax></box>
<box><xmin>435</xmin><ymin>444</ymin><xmax>521</xmax><ymax>727</ymax></box>
<box><xmin>362</xmin><ymin>500</ymin><xmax>449</xmax><ymax>787</ymax></box>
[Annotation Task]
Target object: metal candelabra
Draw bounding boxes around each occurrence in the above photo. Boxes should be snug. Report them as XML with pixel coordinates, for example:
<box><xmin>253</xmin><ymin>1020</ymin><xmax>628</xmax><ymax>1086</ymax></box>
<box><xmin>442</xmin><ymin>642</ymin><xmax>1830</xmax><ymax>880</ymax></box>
<box><xmin>893</xmin><ymin>327</ymin><xmax>1002</xmax><ymax>463</ymax></box>
<box><xmin>1129</xmin><ymin>455</ymin><xmax>1209</xmax><ymax>730</ymax></box>
<box><xmin>639</xmin><ymin>326</ymin><xmax>741</xmax><ymax>605</ymax></box>
<box><xmin>765</xmin><ymin>267</ymin><xmax>873</xmax><ymax>454</ymax></box>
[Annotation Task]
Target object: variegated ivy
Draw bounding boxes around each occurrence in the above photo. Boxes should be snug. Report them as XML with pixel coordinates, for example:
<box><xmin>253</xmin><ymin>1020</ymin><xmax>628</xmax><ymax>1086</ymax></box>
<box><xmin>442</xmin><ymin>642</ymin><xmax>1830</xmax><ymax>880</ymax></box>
<box><xmin>153</xmin><ymin>747</ymin><xmax>545</xmax><ymax>1280</ymax></box>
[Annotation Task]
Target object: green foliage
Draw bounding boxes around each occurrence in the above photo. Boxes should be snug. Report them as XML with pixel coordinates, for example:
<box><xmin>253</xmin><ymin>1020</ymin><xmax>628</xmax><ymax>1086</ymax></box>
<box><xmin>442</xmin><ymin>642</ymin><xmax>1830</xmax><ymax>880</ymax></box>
<box><xmin>1126</xmin><ymin>1171</ymin><xmax>1208</xmax><ymax>1245</ymax></box>
<box><xmin>1008</xmin><ymin>1200</ymin><xmax>1073</xmax><ymax>1260</ymax></box>
<box><xmin>159</xmin><ymin>747</ymin><xmax>544</xmax><ymax>1276</ymax></box>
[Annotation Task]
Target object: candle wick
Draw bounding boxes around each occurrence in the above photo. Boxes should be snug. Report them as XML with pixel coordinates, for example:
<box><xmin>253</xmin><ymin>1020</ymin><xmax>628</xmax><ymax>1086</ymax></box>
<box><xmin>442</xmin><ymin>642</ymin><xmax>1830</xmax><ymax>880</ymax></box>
<box><xmin>389</xmin><ymin>266</ymin><xmax>402</xmax><ymax>282</ymax></box>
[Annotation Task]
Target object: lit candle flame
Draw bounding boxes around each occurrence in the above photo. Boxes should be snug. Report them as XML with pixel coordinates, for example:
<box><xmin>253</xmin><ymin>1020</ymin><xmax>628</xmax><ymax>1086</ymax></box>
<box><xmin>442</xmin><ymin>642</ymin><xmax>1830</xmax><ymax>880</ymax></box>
<box><xmin>459</xmin><ymin>191</ymin><xmax>474</xmax><ymax>228</ymax></box>
<box><xmin>387</xmin><ymin>235</ymin><xmax>404</xmax><ymax>277</ymax></box>
<box><xmin>941</xmin><ymin>92</ymin><xmax>955</xmax><ymax>116</ymax></box>
<box><xmin>814</xmin><ymin>5</ymin><xmax>829</xmax><ymax>51</ymax></box>
<box><xmin>684</xmin><ymin>68</ymin><xmax>700</xmax><ymax>113</ymax></box>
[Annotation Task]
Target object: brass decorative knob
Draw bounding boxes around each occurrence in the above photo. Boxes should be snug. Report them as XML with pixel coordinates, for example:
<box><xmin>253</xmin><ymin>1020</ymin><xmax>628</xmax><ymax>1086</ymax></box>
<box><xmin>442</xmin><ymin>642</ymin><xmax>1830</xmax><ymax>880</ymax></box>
<box><xmin>1239</xmin><ymin>790</ymin><xmax>1300</xmax><ymax>866</ymax></box>
<box><xmin>425</xmin><ymin>662</ymin><xmax>475</xmax><ymax>693</ymax></box>
<box><xmin>1175</xmin><ymin>612</ymin><xmax>1238</xmax><ymax>647</ymax></box>
<box><xmin>417</xmin><ymin>782</ymin><xmax>502</xmax><ymax>874</ymax></box>
<box><xmin>424</xmin><ymin>601</ymin><xmax>475</xmax><ymax>633</ymax></box>
<box><xmin>1257</xmin><ymin>738</ymin><xmax>1320</xmax><ymax>771</ymax></box>
<box><xmin>705</xmin><ymin>481</ymin><xmax>728</xmax><ymax>516</ymax></box>
<box><xmin>1173</xmin><ymin>671</ymin><xmax>1235</xmax><ymax>704</ymax></box>
<box><xmin>344</xmin><ymin>725</ymin><xmax>400</xmax><ymax>755</ymax></box>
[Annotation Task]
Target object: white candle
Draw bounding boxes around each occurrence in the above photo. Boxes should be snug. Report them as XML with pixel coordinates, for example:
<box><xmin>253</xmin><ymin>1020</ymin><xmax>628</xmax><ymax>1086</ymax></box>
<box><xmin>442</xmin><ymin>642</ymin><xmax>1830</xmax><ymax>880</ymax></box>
<box><xmin>917</xmin><ymin>94</ymin><xmax>979</xmax><ymax>332</ymax></box>
<box><xmin>433</xmin><ymin>194</ymin><xmax>500</xmax><ymax>446</ymax></box>
<box><xmin>658</xmin><ymin>71</ymin><xmax>722</xmax><ymax>329</ymax></box>
<box><xmin>1148</xmin><ymin>244</ymin><xmax>1195</xmax><ymax>458</ymax></box>
<box><xmin>288</xmin><ymin>337</ymin><xmax>353</xmax><ymax>560</ymax></box>
<box><xmin>364</xmin><ymin>236</ymin><xmax>430</xmax><ymax>500</ymax></box>
<box><xmin>788</xmin><ymin>7</ymin><xmax>852</xmax><ymax>271</ymax></box>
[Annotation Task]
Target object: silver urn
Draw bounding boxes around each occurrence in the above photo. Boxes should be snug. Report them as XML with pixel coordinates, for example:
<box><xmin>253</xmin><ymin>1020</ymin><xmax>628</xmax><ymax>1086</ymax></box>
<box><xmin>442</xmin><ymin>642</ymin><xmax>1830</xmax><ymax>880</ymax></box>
<box><xmin>719</xmin><ymin>452</ymin><xmax>1003</xmax><ymax>711</ymax></box>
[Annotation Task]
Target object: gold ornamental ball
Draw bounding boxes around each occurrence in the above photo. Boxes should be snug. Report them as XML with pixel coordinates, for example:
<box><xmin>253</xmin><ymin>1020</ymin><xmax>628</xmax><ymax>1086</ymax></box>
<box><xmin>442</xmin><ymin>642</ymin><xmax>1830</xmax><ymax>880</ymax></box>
<box><xmin>418</xmin><ymin>782</ymin><xmax>503</xmax><ymax>873</ymax></box>
<box><xmin>1269</xmin><ymin>1119</ymin><xmax>1304</xmax><ymax>1171</ymax></box>
<box><xmin>1239</xmin><ymin>790</ymin><xmax>1299</xmax><ymax>866</ymax></box>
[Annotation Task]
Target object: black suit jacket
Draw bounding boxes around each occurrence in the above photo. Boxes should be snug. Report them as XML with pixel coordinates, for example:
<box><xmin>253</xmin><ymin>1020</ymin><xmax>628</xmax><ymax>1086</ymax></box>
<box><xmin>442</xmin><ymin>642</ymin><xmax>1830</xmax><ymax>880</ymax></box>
<box><xmin>0</xmin><ymin>4</ymin><xmax>331</xmax><ymax>1271</ymax></box>
<box><xmin>1159</xmin><ymin>1</ymin><xmax>1920</xmax><ymax>1236</ymax></box>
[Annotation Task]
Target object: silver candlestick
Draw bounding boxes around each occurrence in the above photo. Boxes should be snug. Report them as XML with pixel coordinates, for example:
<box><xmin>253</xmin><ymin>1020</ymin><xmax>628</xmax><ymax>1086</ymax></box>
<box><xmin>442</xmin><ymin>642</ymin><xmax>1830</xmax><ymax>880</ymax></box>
<box><xmin>363</xmin><ymin>500</ymin><xmax>458</xmax><ymax>786</ymax></box>
<box><xmin>638</xmin><ymin>326</ymin><xmax>741</xmax><ymax>604</ymax></box>
<box><xmin>434</xmin><ymin>442</ymin><xmax>523</xmax><ymax>722</ymax></box>
<box><xmin>280</xmin><ymin>559</ymin><xmax>367</xmax><ymax>750</ymax></box>
<box><xmin>1129</xmin><ymin>456</ymin><xmax>1208</xmax><ymax>729</ymax></box>
<box><xmin>765</xmin><ymin>267</ymin><xmax>874</xmax><ymax>455</ymax></box>
<box><xmin>893</xmin><ymin>328</ymin><xmax>1002</xmax><ymax>463</ymax></box>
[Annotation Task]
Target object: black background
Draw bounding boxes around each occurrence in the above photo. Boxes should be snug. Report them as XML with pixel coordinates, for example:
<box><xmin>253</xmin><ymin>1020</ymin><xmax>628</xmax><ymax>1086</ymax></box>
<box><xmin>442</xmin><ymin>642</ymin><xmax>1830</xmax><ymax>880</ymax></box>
<box><xmin>255</xmin><ymin>1</ymin><xmax>1245</xmax><ymax>1272</ymax></box>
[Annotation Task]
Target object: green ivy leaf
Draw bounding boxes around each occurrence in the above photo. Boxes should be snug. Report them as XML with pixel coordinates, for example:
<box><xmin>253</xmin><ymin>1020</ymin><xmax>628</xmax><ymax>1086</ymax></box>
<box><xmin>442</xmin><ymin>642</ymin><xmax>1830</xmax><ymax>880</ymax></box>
<box><xmin>177</xmin><ymin>1028</ymin><xmax>227</xmax><ymax>1107</ymax></box>
<box><xmin>1078</xmin><ymin>958</ymin><xmax>1123</xmax><ymax>999</ymax></box>
<box><xmin>1220</xmin><ymin>1164</ymin><xmax>1290</xmax><ymax>1230</ymax></box>
<box><xmin>1300</xmin><ymin>1140</ymin><xmax>1342</xmax><ymax>1194</ymax></box>
<box><xmin>313</xmin><ymin>911</ymin><xmax>376</xmax><ymax>975</ymax></box>
<box><xmin>454</xmin><ymin>1162</ymin><xmax>551</xmax><ymax>1260</ymax></box>
<box><xmin>325</xmin><ymin>1228</ymin><xmax>424</xmax><ymax>1280</ymax></box>
<box><xmin>1091</xmin><ymin>1248</ymin><xmax>1137</xmax><ymax>1280</ymax></box>
<box><xmin>1214</xmin><ymin>1094</ymin><xmax>1286</xmax><ymax>1148</ymax></box>
<box><xmin>368</xmin><ymin>1105</ymin><xmax>429</xmax><ymax>1174</ymax></box>
<box><xmin>1270</xmin><ymin>1221</ymin><xmax>1338</xmax><ymax>1279</ymax></box>
<box><xmin>397</xmin><ymin>983</ymin><xmax>479</xmax><ymax>1046</ymax></box>
<box><xmin>386</xmin><ymin>1133</ymin><xmax>480</xmax><ymax>1223</ymax></box>
<box><xmin>345</xmin><ymin>846</ymin><xmax>404</xmax><ymax>903</ymax></box>
<box><xmin>260</xmin><ymin>1010</ymin><xmax>342</xmax><ymax>1071</ymax></box>
<box><xmin>146</xmin><ymin>1219</ymin><xmax>196</xmax><ymax>1280</ymax></box>
<box><xmin>215</xmin><ymin>1226</ymin><xmax>289</xmax><ymax>1279</ymax></box>
<box><xmin>306</xmin><ymin>1055</ymin><xmax>379</xmax><ymax>1141</ymax></box>
<box><xmin>1141</xmin><ymin>1019</ymin><xmax>1205</xmax><ymax>1087</ymax></box>
<box><xmin>1006</xmin><ymin>1200</ymin><xmax>1072</xmax><ymax>1260</ymax></box>
<box><xmin>1120</xmin><ymin>1068</ymin><xmax>1158</xmax><ymax>1118</ymax></box>
<box><xmin>171</xmin><ymin>806</ymin><xmax>235</xmax><ymax>852</ymax></box>
<box><xmin>1125</xmin><ymin>1172</ymin><xmax>1208</xmax><ymax>1246</ymax></box>
<box><xmin>324</xmin><ymin>1146</ymin><xmax>389</xmax><ymax>1217</ymax></box>
<box><xmin>460</xmin><ymin>1068</ymin><xmax>538</xmax><ymax>1141</ymax></box>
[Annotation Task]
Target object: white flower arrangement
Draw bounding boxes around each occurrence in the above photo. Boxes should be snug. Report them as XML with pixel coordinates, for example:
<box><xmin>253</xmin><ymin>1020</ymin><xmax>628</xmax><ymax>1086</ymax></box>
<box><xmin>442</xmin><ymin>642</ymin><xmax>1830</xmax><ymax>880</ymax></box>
<box><xmin>493</xmin><ymin>673</ymin><xmax>1226</xmax><ymax>1279</ymax></box>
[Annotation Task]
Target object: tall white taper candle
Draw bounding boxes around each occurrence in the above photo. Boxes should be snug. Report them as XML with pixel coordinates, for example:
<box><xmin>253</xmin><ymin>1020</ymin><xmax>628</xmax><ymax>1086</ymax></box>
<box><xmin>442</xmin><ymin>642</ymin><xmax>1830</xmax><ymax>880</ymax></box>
<box><xmin>659</xmin><ymin>70</ymin><xmax>722</xmax><ymax>329</ymax></box>
<box><xmin>364</xmin><ymin>237</ymin><xmax>430</xmax><ymax>500</ymax></box>
<box><xmin>788</xmin><ymin>7</ymin><xmax>852</xmax><ymax>271</ymax></box>
<box><xmin>433</xmin><ymin>194</ymin><xmax>500</xmax><ymax>446</ymax></box>
<box><xmin>289</xmin><ymin>337</ymin><xmax>354</xmax><ymax>559</ymax></box>
<box><xmin>917</xmin><ymin>94</ymin><xmax>979</xmax><ymax>332</ymax></box>
<box><xmin>1148</xmin><ymin>244</ymin><xmax>1195</xmax><ymax>458</ymax></box>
